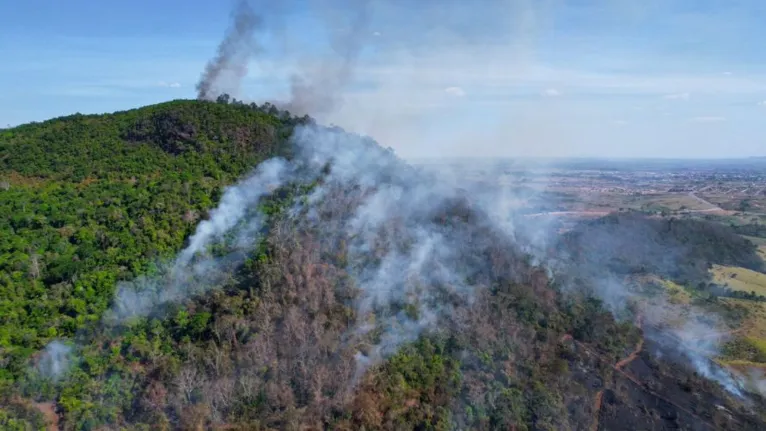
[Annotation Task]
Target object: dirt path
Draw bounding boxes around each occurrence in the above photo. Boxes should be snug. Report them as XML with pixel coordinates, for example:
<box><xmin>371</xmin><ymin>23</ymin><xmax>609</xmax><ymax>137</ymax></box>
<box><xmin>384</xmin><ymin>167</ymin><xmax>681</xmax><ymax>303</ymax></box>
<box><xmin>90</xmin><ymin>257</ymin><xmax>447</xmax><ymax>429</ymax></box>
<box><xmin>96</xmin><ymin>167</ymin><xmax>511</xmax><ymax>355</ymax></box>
<box><xmin>591</xmin><ymin>314</ymin><xmax>644</xmax><ymax>431</ymax></box>
<box><xmin>33</xmin><ymin>402</ymin><xmax>58</xmax><ymax>431</ymax></box>
<box><xmin>614</xmin><ymin>340</ymin><xmax>643</xmax><ymax>370</ymax></box>
<box><xmin>586</xmin><ymin>313</ymin><xmax>723</xmax><ymax>431</ymax></box>
<box><xmin>590</xmin><ymin>390</ymin><xmax>604</xmax><ymax>431</ymax></box>
<box><xmin>688</xmin><ymin>192</ymin><xmax>722</xmax><ymax>212</ymax></box>
<box><xmin>616</xmin><ymin>315</ymin><xmax>644</xmax><ymax>371</ymax></box>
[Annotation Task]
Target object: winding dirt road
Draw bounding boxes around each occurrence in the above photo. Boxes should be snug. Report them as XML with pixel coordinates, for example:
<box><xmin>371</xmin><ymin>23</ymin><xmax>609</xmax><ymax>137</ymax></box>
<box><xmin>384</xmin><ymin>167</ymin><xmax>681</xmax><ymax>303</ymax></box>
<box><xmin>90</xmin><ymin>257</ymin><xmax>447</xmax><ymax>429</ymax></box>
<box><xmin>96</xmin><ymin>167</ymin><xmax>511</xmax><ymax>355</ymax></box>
<box><xmin>586</xmin><ymin>313</ymin><xmax>723</xmax><ymax>431</ymax></box>
<box><xmin>615</xmin><ymin>315</ymin><xmax>644</xmax><ymax>371</ymax></box>
<box><xmin>591</xmin><ymin>315</ymin><xmax>644</xmax><ymax>431</ymax></box>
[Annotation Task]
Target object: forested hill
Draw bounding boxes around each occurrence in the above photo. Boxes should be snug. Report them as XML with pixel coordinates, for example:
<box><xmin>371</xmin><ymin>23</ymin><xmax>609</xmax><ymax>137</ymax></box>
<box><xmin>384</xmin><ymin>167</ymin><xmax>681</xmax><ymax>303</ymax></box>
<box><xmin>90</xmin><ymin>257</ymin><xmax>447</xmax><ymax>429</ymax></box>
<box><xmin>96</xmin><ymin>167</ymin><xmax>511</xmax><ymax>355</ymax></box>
<box><xmin>0</xmin><ymin>99</ymin><xmax>306</xmax><ymax>383</ymax></box>
<box><xmin>1</xmin><ymin>99</ymin><xmax>308</xmax><ymax>181</ymax></box>
<box><xmin>1</xmin><ymin>100</ymin><xmax>765</xmax><ymax>430</ymax></box>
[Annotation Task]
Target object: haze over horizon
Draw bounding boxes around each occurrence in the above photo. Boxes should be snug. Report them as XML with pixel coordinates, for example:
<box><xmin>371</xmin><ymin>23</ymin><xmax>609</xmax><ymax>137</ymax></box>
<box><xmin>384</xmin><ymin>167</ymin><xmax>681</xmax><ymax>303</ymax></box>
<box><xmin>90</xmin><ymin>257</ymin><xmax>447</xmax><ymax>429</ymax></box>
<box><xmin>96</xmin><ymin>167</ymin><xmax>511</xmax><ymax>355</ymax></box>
<box><xmin>1</xmin><ymin>0</ymin><xmax>765</xmax><ymax>159</ymax></box>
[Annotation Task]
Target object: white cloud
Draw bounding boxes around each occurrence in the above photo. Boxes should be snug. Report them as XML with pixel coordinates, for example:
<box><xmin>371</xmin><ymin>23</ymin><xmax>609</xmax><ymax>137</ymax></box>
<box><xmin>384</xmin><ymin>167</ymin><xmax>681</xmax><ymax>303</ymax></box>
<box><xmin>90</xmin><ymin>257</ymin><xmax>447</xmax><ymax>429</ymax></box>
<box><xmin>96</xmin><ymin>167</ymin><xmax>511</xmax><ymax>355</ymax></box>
<box><xmin>722</xmin><ymin>72</ymin><xmax>733</xmax><ymax>76</ymax></box>
<box><xmin>613</xmin><ymin>120</ymin><xmax>629</xmax><ymax>126</ymax></box>
<box><xmin>663</xmin><ymin>92</ymin><xmax>690</xmax><ymax>100</ymax></box>
<box><xmin>372</xmin><ymin>31</ymin><xmax>381</xmax><ymax>37</ymax></box>
<box><xmin>690</xmin><ymin>116</ymin><xmax>726</xmax><ymax>123</ymax></box>
<box><xmin>758</xmin><ymin>101</ymin><xmax>766</xmax><ymax>107</ymax></box>
<box><xmin>444</xmin><ymin>86</ymin><xmax>466</xmax><ymax>97</ymax></box>
<box><xmin>157</xmin><ymin>81</ymin><xmax>182</xmax><ymax>88</ymax></box>
<box><xmin>541</xmin><ymin>88</ymin><xmax>561</xmax><ymax>97</ymax></box>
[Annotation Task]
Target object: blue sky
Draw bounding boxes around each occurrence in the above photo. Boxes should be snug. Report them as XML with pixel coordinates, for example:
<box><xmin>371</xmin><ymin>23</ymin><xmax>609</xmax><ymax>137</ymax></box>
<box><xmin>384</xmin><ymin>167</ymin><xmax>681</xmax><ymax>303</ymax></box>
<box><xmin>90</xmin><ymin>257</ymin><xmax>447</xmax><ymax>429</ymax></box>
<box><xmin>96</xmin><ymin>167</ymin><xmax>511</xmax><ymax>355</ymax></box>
<box><xmin>1</xmin><ymin>0</ymin><xmax>765</xmax><ymax>158</ymax></box>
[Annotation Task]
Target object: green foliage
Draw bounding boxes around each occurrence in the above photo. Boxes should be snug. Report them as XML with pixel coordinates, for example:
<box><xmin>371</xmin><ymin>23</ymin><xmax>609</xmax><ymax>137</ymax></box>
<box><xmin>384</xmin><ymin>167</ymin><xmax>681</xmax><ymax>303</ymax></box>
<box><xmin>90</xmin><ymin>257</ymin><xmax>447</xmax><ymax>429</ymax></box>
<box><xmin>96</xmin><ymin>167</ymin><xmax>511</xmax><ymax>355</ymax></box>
<box><xmin>3</xmin><ymin>98</ymin><xmax>761</xmax><ymax>430</ymax></box>
<box><xmin>0</xmin><ymin>99</ymin><xmax>303</xmax><ymax>385</ymax></box>
<box><xmin>722</xmin><ymin>337</ymin><xmax>766</xmax><ymax>363</ymax></box>
<box><xmin>563</xmin><ymin>213</ymin><xmax>765</xmax><ymax>287</ymax></box>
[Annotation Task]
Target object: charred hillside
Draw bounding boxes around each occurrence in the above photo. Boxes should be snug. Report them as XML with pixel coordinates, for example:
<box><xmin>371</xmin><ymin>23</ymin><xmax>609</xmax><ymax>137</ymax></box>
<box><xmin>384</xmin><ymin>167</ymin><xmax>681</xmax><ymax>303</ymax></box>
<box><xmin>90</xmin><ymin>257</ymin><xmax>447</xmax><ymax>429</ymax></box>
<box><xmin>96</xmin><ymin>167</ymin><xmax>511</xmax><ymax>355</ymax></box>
<box><xmin>1</xmin><ymin>99</ymin><xmax>765</xmax><ymax>430</ymax></box>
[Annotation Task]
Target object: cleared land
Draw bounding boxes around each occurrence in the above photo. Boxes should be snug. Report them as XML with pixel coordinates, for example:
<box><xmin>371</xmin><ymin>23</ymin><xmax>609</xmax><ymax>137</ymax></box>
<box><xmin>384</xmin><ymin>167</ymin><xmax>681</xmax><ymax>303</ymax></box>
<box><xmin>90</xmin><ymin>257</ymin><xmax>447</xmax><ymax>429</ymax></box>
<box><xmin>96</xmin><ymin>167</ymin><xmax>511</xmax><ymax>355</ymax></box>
<box><xmin>700</xmin><ymin>194</ymin><xmax>766</xmax><ymax>213</ymax></box>
<box><xmin>712</xmin><ymin>265</ymin><xmax>766</xmax><ymax>296</ymax></box>
<box><xmin>557</xmin><ymin>192</ymin><xmax>719</xmax><ymax>213</ymax></box>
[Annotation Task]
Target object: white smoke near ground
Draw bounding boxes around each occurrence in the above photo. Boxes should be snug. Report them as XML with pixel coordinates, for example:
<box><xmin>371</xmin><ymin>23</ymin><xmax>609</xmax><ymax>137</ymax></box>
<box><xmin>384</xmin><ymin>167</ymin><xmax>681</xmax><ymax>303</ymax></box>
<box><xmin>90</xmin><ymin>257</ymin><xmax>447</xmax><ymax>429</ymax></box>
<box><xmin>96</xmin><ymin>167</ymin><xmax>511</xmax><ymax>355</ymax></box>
<box><xmin>37</xmin><ymin>341</ymin><xmax>72</xmax><ymax>382</ymax></box>
<box><xmin>556</xmin><ymin>216</ymin><xmax>754</xmax><ymax>396</ymax></box>
<box><xmin>34</xmin><ymin>121</ymin><xmax>521</xmax><ymax>380</ymax></box>
<box><xmin>33</xmin><ymin>115</ymin><xmax>760</xmax><ymax>402</ymax></box>
<box><xmin>35</xmin><ymin>158</ymin><xmax>291</xmax><ymax>380</ymax></box>
<box><xmin>110</xmin><ymin>158</ymin><xmax>291</xmax><ymax>321</ymax></box>
<box><xmin>640</xmin><ymin>296</ymin><xmax>748</xmax><ymax>396</ymax></box>
<box><xmin>35</xmin><ymin>0</ymin><xmax>764</xmax><ymax>404</ymax></box>
<box><xmin>284</xmin><ymin>125</ymin><xmax>482</xmax><ymax>373</ymax></box>
<box><xmin>673</xmin><ymin>321</ymin><xmax>745</xmax><ymax>397</ymax></box>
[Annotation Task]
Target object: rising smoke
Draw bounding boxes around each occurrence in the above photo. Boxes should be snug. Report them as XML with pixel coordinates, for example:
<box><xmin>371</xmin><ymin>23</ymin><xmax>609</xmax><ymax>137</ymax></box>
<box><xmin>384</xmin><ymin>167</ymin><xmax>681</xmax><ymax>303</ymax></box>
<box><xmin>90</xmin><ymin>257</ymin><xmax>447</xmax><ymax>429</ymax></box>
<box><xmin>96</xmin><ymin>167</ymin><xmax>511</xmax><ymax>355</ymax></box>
<box><xmin>196</xmin><ymin>0</ymin><xmax>373</xmax><ymax>116</ymax></box>
<box><xmin>37</xmin><ymin>341</ymin><xmax>72</xmax><ymax>382</ymax></box>
<box><xmin>281</xmin><ymin>0</ymin><xmax>374</xmax><ymax>115</ymax></box>
<box><xmin>110</xmin><ymin>158</ymin><xmax>291</xmax><ymax>320</ymax></box>
<box><xmin>36</xmin><ymin>115</ymin><xmax>753</xmax><ymax>401</ymax></box>
<box><xmin>196</xmin><ymin>0</ymin><xmax>261</xmax><ymax>100</ymax></box>
<box><xmin>35</xmin><ymin>0</ymin><xmax>762</xmax><ymax>410</ymax></box>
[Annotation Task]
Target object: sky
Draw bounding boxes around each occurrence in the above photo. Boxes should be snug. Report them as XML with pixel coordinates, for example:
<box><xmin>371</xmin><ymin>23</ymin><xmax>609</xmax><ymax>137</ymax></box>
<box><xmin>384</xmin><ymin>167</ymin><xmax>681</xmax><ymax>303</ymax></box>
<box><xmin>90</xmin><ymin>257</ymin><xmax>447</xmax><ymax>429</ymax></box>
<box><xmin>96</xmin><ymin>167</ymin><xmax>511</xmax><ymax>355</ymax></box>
<box><xmin>1</xmin><ymin>0</ymin><xmax>765</xmax><ymax>159</ymax></box>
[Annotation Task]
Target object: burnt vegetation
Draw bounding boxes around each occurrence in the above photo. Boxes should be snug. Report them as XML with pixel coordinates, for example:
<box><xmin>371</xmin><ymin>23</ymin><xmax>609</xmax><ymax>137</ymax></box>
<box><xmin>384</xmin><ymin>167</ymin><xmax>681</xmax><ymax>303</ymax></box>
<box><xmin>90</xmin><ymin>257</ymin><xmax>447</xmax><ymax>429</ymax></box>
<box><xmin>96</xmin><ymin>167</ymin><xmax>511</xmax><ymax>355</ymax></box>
<box><xmin>1</xmin><ymin>98</ymin><xmax>766</xmax><ymax>430</ymax></box>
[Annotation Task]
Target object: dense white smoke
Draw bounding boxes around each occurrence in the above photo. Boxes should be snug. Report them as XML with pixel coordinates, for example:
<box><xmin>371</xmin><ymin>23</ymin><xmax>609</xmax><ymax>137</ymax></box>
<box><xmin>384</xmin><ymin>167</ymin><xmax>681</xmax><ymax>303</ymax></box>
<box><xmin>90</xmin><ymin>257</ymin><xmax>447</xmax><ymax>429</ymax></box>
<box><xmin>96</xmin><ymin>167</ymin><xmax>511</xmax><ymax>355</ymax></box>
<box><xmin>112</xmin><ymin>158</ymin><xmax>291</xmax><ymax>320</ymax></box>
<box><xmin>34</xmin><ymin>0</ymin><xmax>763</xmax><ymax>403</ymax></box>
<box><xmin>35</xmin><ymin>119</ymin><xmax>757</xmax><ymax>399</ymax></box>
<box><xmin>37</xmin><ymin>341</ymin><xmax>72</xmax><ymax>381</ymax></box>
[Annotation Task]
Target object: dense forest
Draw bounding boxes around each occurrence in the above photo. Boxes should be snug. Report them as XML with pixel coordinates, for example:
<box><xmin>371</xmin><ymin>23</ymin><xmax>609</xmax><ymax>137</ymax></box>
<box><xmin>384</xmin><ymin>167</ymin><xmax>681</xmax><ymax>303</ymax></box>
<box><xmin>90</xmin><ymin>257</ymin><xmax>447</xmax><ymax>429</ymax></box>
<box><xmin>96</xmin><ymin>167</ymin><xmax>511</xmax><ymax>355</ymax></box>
<box><xmin>561</xmin><ymin>213</ymin><xmax>765</xmax><ymax>287</ymax></box>
<box><xmin>730</xmin><ymin>222</ymin><xmax>766</xmax><ymax>240</ymax></box>
<box><xmin>1</xmin><ymin>99</ymin><xmax>765</xmax><ymax>430</ymax></box>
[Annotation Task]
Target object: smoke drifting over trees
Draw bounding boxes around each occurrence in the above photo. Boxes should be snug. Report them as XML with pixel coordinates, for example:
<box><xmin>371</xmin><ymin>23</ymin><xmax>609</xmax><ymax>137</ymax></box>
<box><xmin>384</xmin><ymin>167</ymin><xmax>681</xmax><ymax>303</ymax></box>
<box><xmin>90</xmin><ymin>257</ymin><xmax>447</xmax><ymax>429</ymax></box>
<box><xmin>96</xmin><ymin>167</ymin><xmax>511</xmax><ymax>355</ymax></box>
<box><xmin>7</xmin><ymin>1</ymin><xmax>766</xmax><ymax>429</ymax></box>
<box><xmin>13</xmin><ymin>96</ymin><xmax>766</xmax><ymax>429</ymax></box>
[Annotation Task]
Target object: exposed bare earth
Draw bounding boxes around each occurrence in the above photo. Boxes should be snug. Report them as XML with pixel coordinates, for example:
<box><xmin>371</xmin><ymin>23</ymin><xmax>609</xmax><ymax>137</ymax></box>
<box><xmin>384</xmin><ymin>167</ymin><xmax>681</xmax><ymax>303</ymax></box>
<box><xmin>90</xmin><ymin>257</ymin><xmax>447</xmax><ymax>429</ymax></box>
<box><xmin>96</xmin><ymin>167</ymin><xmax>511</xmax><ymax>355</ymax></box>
<box><xmin>33</xmin><ymin>402</ymin><xmax>58</xmax><ymax>431</ymax></box>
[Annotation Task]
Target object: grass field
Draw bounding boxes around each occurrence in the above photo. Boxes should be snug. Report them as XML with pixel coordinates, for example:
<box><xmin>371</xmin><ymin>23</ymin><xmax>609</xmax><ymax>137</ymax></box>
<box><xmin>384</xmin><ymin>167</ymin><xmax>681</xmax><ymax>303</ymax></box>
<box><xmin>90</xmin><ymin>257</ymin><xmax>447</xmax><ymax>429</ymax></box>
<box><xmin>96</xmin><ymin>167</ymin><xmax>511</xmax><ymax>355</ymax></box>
<box><xmin>631</xmin><ymin>275</ymin><xmax>697</xmax><ymax>328</ymax></box>
<box><xmin>700</xmin><ymin>195</ymin><xmax>766</xmax><ymax>213</ymax></box>
<box><xmin>716</xmin><ymin>299</ymin><xmax>766</xmax><ymax>364</ymax></box>
<box><xmin>628</xmin><ymin>193</ymin><xmax>716</xmax><ymax>212</ymax></box>
<box><xmin>635</xmin><ymin>275</ymin><xmax>766</xmax><ymax>386</ymax></box>
<box><xmin>711</xmin><ymin>265</ymin><xmax>766</xmax><ymax>296</ymax></box>
<box><xmin>545</xmin><ymin>192</ymin><xmax>718</xmax><ymax>213</ymax></box>
<box><xmin>658</xmin><ymin>278</ymin><xmax>693</xmax><ymax>305</ymax></box>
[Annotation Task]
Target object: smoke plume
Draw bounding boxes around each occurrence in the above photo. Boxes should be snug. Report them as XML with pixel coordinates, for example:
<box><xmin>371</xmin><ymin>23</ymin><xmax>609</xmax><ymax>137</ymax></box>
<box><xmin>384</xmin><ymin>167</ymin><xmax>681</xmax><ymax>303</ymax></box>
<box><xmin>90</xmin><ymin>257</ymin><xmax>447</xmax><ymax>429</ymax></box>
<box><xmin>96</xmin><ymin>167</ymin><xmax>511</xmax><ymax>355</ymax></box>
<box><xmin>32</xmin><ymin>116</ymin><xmax>761</xmax><ymax>407</ymax></box>
<box><xmin>196</xmin><ymin>0</ymin><xmax>261</xmax><ymax>100</ymax></box>
<box><xmin>281</xmin><ymin>0</ymin><xmax>373</xmax><ymax>115</ymax></box>
<box><xmin>196</xmin><ymin>0</ymin><xmax>373</xmax><ymax>114</ymax></box>
<box><xmin>37</xmin><ymin>341</ymin><xmax>72</xmax><ymax>381</ymax></box>
<box><xmin>32</xmin><ymin>0</ymin><xmax>766</xmax><ymax>414</ymax></box>
<box><xmin>112</xmin><ymin>157</ymin><xmax>291</xmax><ymax>320</ymax></box>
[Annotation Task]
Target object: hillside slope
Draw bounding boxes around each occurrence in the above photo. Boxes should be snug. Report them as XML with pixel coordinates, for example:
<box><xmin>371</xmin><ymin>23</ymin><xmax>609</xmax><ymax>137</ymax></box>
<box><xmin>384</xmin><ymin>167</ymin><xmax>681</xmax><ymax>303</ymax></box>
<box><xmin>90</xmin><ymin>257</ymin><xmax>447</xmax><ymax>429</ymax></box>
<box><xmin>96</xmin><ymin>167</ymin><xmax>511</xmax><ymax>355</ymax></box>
<box><xmin>1</xmin><ymin>99</ymin><xmax>765</xmax><ymax>430</ymax></box>
<box><xmin>0</xmin><ymin>99</ymin><xmax>307</xmax><ymax>382</ymax></box>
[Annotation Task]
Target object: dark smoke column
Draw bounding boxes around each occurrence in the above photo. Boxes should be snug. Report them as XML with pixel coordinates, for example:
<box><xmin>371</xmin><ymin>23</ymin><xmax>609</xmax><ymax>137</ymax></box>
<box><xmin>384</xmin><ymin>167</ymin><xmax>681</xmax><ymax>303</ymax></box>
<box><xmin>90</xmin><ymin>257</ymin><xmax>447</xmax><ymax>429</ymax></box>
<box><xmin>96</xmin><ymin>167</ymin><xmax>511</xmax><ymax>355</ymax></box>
<box><xmin>196</xmin><ymin>0</ymin><xmax>260</xmax><ymax>100</ymax></box>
